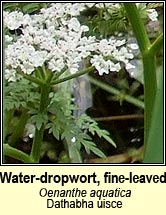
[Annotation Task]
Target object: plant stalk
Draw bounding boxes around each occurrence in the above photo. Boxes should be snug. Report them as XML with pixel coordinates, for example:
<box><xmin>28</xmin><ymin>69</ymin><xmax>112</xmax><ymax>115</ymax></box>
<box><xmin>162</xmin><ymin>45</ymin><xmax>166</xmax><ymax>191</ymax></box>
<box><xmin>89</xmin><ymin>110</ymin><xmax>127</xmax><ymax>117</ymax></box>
<box><xmin>142</xmin><ymin>53</ymin><xmax>157</xmax><ymax>142</ymax></box>
<box><xmin>124</xmin><ymin>3</ymin><xmax>162</xmax><ymax>163</ymax></box>
<box><xmin>17</xmin><ymin>70</ymin><xmax>45</xmax><ymax>86</ymax></box>
<box><xmin>88</xmin><ymin>76</ymin><xmax>144</xmax><ymax>109</ymax></box>
<box><xmin>3</xmin><ymin>144</ymin><xmax>33</xmax><ymax>163</ymax></box>
<box><xmin>149</xmin><ymin>33</ymin><xmax>163</xmax><ymax>55</ymax></box>
<box><xmin>30</xmin><ymin>84</ymin><xmax>50</xmax><ymax>163</ymax></box>
<box><xmin>51</xmin><ymin>66</ymin><xmax>94</xmax><ymax>85</ymax></box>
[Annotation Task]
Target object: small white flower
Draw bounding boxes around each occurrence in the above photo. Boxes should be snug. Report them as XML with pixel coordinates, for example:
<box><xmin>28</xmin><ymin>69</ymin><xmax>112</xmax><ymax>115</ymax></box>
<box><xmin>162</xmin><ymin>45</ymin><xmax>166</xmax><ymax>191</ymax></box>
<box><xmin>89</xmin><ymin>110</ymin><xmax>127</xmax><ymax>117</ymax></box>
<box><xmin>48</xmin><ymin>58</ymin><xmax>65</xmax><ymax>72</ymax></box>
<box><xmin>91</xmin><ymin>55</ymin><xmax>110</xmax><ymax>75</ymax></box>
<box><xmin>128</xmin><ymin>43</ymin><xmax>139</xmax><ymax>50</ymax></box>
<box><xmin>81</xmin><ymin>25</ymin><xmax>89</xmax><ymax>32</ymax></box>
<box><xmin>125</xmin><ymin>62</ymin><xmax>135</xmax><ymax>70</ymax></box>
<box><xmin>147</xmin><ymin>9</ymin><xmax>158</xmax><ymax>22</ymax></box>
<box><xmin>5</xmin><ymin>35</ymin><xmax>13</xmax><ymax>43</ymax></box>
<box><xmin>68</xmin><ymin>18</ymin><xmax>81</xmax><ymax>32</ymax></box>
<box><xmin>66</xmin><ymin>3</ymin><xmax>85</xmax><ymax>16</ymax></box>
<box><xmin>110</xmin><ymin>62</ymin><xmax>121</xmax><ymax>72</ymax></box>
<box><xmin>115</xmin><ymin>39</ymin><xmax>126</xmax><ymax>47</ymax></box>
<box><xmin>20</xmin><ymin>62</ymin><xmax>34</xmax><ymax>74</ymax></box>
<box><xmin>69</xmin><ymin>63</ymin><xmax>79</xmax><ymax>74</ymax></box>
<box><xmin>4</xmin><ymin>69</ymin><xmax>17</xmax><ymax>82</ymax></box>
<box><xmin>125</xmin><ymin>52</ymin><xmax>134</xmax><ymax>59</ymax></box>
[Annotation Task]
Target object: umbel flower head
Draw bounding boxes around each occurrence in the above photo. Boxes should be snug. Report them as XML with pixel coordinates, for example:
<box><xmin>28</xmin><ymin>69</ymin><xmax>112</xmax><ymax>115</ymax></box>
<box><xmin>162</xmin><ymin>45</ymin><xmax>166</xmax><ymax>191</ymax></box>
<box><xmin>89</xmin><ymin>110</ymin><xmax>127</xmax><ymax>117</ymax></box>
<box><xmin>4</xmin><ymin>3</ymin><xmax>155</xmax><ymax>82</ymax></box>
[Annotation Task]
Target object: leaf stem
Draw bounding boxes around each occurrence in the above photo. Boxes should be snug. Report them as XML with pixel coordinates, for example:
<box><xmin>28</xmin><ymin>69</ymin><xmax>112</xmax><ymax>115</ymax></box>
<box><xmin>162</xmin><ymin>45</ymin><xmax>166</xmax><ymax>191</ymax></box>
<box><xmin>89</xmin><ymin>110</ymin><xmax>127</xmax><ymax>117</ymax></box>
<box><xmin>30</xmin><ymin>83</ymin><xmax>50</xmax><ymax>163</ymax></box>
<box><xmin>149</xmin><ymin>33</ymin><xmax>163</xmax><ymax>55</ymax></box>
<box><xmin>142</xmin><ymin>53</ymin><xmax>157</xmax><ymax>142</ymax></box>
<box><xmin>30</xmin><ymin>124</ymin><xmax>45</xmax><ymax>163</ymax></box>
<box><xmin>88</xmin><ymin>76</ymin><xmax>144</xmax><ymax>109</ymax></box>
<box><xmin>3</xmin><ymin>144</ymin><xmax>34</xmax><ymax>163</ymax></box>
<box><xmin>52</xmin><ymin>65</ymin><xmax>68</xmax><ymax>81</ymax></box>
<box><xmin>30</xmin><ymin>67</ymin><xmax>53</xmax><ymax>163</ymax></box>
<box><xmin>51</xmin><ymin>66</ymin><xmax>94</xmax><ymax>85</ymax></box>
<box><xmin>93</xmin><ymin>114</ymin><xmax>144</xmax><ymax>122</ymax></box>
<box><xmin>17</xmin><ymin>70</ymin><xmax>45</xmax><ymax>86</ymax></box>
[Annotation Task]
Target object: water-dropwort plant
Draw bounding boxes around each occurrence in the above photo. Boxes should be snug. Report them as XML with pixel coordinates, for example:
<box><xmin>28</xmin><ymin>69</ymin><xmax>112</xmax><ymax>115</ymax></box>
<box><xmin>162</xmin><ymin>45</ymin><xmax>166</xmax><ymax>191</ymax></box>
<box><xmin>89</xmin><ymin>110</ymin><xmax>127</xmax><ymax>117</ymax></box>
<box><xmin>3</xmin><ymin>3</ymin><xmax>163</xmax><ymax>163</ymax></box>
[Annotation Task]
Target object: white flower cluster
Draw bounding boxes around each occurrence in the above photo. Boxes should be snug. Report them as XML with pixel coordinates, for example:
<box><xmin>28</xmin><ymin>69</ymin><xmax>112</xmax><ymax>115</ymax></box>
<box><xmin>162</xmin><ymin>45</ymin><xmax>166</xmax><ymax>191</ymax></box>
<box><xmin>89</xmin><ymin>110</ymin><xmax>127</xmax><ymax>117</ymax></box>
<box><xmin>90</xmin><ymin>38</ymin><xmax>138</xmax><ymax>75</ymax></box>
<box><xmin>4</xmin><ymin>3</ymin><xmax>141</xmax><ymax>81</ymax></box>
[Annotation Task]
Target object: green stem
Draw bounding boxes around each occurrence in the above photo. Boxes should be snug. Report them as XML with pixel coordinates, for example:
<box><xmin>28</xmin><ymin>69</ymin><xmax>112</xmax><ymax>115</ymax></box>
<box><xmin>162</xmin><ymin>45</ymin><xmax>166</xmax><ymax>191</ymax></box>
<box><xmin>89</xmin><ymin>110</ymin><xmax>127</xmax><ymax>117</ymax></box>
<box><xmin>41</xmin><ymin>64</ymin><xmax>48</xmax><ymax>80</ymax></box>
<box><xmin>35</xmin><ymin>67</ymin><xmax>44</xmax><ymax>80</ymax></box>
<box><xmin>143</xmin><ymin>67</ymin><xmax>163</xmax><ymax>163</ymax></box>
<box><xmin>30</xmin><ymin>84</ymin><xmax>50</xmax><ymax>163</ymax></box>
<box><xmin>3</xmin><ymin>144</ymin><xmax>34</xmax><ymax>163</ymax></box>
<box><xmin>93</xmin><ymin>114</ymin><xmax>144</xmax><ymax>122</ymax></box>
<box><xmin>39</xmin><ymin>84</ymin><xmax>51</xmax><ymax>111</ymax></box>
<box><xmin>51</xmin><ymin>66</ymin><xmax>94</xmax><ymax>85</ymax></box>
<box><xmin>149</xmin><ymin>33</ymin><xmax>163</xmax><ymax>55</ymax></box>
<box><xmin>88</xmin><ymin>76</ymin><xmax>144</xmax><ymax>109</ymax></box>
<box><xmin>124</xmin><ymin>3</ymin><xmax>162</xmax><ymax>163</ymax></box>
<box><xmin>46</xmin><ymin>71</ymin><xmax>54</xmax><ymax>84</ymax></box>
<box><xmin>124</xmin><ymin>3</ymin><xmax>157</xmax><ymax>141</ymax></box>
<box><xmin>9</xmin><ymin>109</ymin><xmax>29</xmax><ymax>147</ymax></box>
<box><xmin>52</xmin><ymin>65</ymin><xmax>68</xmax><ymax>81</ymax></box>
<box><xmin>142</xmin><ymin>53</ymin><xmax>157</xmax><ymax>142</ymax></box>
<box><xmin>30</xmin><ymin>124</ymin><xmax>45</xmax><ymax>163</ymax></box>
<box><xmin>17</xmin><ymin>70</ymin><xmax>45</xmax><ymax>86</ymax></box>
